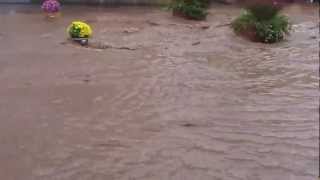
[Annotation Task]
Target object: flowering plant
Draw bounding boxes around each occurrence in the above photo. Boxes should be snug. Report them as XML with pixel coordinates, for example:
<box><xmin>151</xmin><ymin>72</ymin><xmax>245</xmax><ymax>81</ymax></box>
<box><xmin>67</xmin><ymin>21</ymin><xmax>93</xmax><ymax>39</ymax></box>
<box><xmin>41</xmin><ymin>0</ymin><xmax>61</xmax><ymax>14</ymax></box>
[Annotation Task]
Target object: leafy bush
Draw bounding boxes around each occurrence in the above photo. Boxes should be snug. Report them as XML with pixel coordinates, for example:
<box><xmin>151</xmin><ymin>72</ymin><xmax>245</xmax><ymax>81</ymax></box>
<box><xmin>245</xmin><ymin>0</ymin><xmax>284</xmax><ymax>20</ymax></box>
<box><xmin>67</xmin><ymin>21</ymin><xmax>92</xmax><ymax>39</ymax></box>
<box><xmin>232</xmin><ymin>8</ymin><xmax>290</xmax><ymax>43</ymax></box>
<box><xmin>232</xmin><ymin>10</ymin><xmax>256</xmax><ymax>33</ymax></box>
<box><xmin>247</xmin><ymin>4</ymin><xmax>280</xmax><ymax>20</ymax></box>
<box><xmin>171</xmin><ymin>0</ymin><xmax>209</xmax><ymax>20</ymax></box>
<box><xmin>255</xmin><ymin>15</ymin><xmax>290</xmax><ymax>43</ymax></box>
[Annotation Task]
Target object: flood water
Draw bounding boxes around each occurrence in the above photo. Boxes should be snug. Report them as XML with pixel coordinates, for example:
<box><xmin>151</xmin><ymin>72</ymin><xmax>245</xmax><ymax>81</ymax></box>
<box><xmin>0</xmin><ymin>4</ymin><xmax>318</xmax><ymax>180</ymax></box>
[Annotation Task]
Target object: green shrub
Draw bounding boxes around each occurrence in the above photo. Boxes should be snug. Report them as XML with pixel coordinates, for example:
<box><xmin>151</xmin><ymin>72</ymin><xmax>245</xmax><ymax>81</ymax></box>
<box><xmin>232</xmin><ymin>10</ymin><xmax>257</xmax><ymax>33</ymax></box>
<box><xmin>232</xmin><ymin>10</ymin><xmax>290</xmax><ymax>43</ymax></box>
<box><xmin>198</xmin><ymin>0</ymin><xmax>210</xmax><ymax>8</ymax></box>
<box><xmin>171</xmin><ymin>0</ymin><xmax>209</xmax><ymax>20</ymax></box>
<box><xmin>255</xmin><ymin>15</ymin><xmax>290</xmax><ymax>43</ymax></box>
<box><xmin>247</xmin><ymin>4</ymin><xmax>280</xmax><ymax>21</ymax></box>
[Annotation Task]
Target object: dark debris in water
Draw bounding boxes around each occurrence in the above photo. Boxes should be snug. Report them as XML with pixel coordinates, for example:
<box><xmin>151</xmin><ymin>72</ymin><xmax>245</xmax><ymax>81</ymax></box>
<box><xmin>309</xmin><ymin>35</ymin><xmax>317</xmax><ymax>39</ymax></box>
<box><xmin>192</xmin><ymin>41</ymin><xmax>201</xmax><ymax>46</ymax></box>
<box><xmin>146</xmin><ymin>20</ymin><xmax>161</xmax><ymax>26</ymax></box>
<box><xmin>181</xmin><ymin>123</ymin><xmax>197</xmax><ymax>127</ymax></box>
<box><xmin>61</xmin><ymin>39</ymin><xmax>139</xmax><ymax>51</ymax></box>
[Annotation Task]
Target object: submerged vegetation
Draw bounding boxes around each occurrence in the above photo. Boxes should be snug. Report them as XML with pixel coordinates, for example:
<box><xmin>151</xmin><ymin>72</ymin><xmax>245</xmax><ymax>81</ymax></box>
<box><xmin>170</xmin><ymin>0</ymin><xmax>209</xmax><ymax>20</ymax></box>
<box><xmin>67</xmin><ymin>21</ymin><xmax>92</xmax><ymax>38</ymax></box>
<box><xmin>232</xmin><ymin>1</ymin><xmax>291</xmax><ymax>43</ymax></box>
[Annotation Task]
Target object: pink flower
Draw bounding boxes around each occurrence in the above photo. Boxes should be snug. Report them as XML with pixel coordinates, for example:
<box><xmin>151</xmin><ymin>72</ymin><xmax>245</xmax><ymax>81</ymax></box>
<box><xmin>41</xmin><ymin>0</ymin><xmax>61</xmax><ymax>13</ymax></box>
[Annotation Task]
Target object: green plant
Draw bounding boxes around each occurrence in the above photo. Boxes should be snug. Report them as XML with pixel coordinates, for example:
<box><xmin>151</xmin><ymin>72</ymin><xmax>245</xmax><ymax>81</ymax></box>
<box><xmin>67</xmin><ymin>21</ymin><xmax>92</xmax><ymax>39</ymax></box>
<box><xmin>232</xmin><ymin>10</ymin><xmax>290</xmax><ymax>43</ymax></box>
<box><xmin>232</xmin><ymin>10</ymin><xmax>257</xmax><ymax>33</ymax></box>
<box><xmin>245</xmin><ymin>0</ymin><xmax>283</xmax><ymax>20</ymax></box>
<box><xmin>247</xmin><ymin>4</ymin><xmax>280</xmax><ymax>20</ymax></box>
<box><xmin>255</xmin><ymin>15</ymin><xmax>290</xmax><ymax>43</ymax></box>
<box><xmin>198</xmin><ymin>0</ymin><xmax>210</xmax><ymax>8</ymax></box>
<box><xmin>170</xmin><ymin>0</ymin><xmax>209</xmax><ymax>20</ymax></box>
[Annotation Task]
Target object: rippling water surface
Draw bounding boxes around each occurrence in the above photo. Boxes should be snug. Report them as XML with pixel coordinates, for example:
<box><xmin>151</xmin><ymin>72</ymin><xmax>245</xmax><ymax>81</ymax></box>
<box><xmin>0</xmin><ymin>4</ymin><xmax>318</xmax><ymax>180</ymax></box>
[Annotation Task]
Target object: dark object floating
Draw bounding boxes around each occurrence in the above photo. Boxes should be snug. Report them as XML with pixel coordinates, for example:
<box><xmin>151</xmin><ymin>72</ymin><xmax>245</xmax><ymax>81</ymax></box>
<box><xmin>182</xmin><ymin>123</ymin><xmax>197</xmax><ymax>127</ymax></box>
<box><xmin>72</xmin><ymin>38</ymin><xmax>89</xmax><ymax>46</ymax></box>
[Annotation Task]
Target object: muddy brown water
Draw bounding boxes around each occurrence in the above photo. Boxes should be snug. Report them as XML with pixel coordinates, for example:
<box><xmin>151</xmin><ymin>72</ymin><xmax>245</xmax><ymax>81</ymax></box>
<box><xmin>0</xmin><ymin>4</ymin><xmax>319</xmax><ymax>180</ymax></box>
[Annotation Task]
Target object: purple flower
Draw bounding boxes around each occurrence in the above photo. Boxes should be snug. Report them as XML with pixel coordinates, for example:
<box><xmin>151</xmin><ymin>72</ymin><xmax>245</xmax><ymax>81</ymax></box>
<box><xmin>41</xmin><ymin>0</ymin><xmax>61</xmax><ymax>13</ymax></box>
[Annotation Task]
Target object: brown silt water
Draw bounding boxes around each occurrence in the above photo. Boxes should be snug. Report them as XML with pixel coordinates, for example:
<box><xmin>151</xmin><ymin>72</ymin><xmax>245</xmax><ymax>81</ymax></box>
<box><xmin>0</xmin><ymin>3</ymin><xmax>318</xmax><ymax>180</ymax></box>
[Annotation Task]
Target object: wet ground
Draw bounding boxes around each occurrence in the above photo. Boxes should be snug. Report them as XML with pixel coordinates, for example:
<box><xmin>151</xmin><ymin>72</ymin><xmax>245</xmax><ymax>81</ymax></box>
<box><xmin>0</xmin><ymin>3</ymin><xmax>319</xmax><ymax>180</ymax></box>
